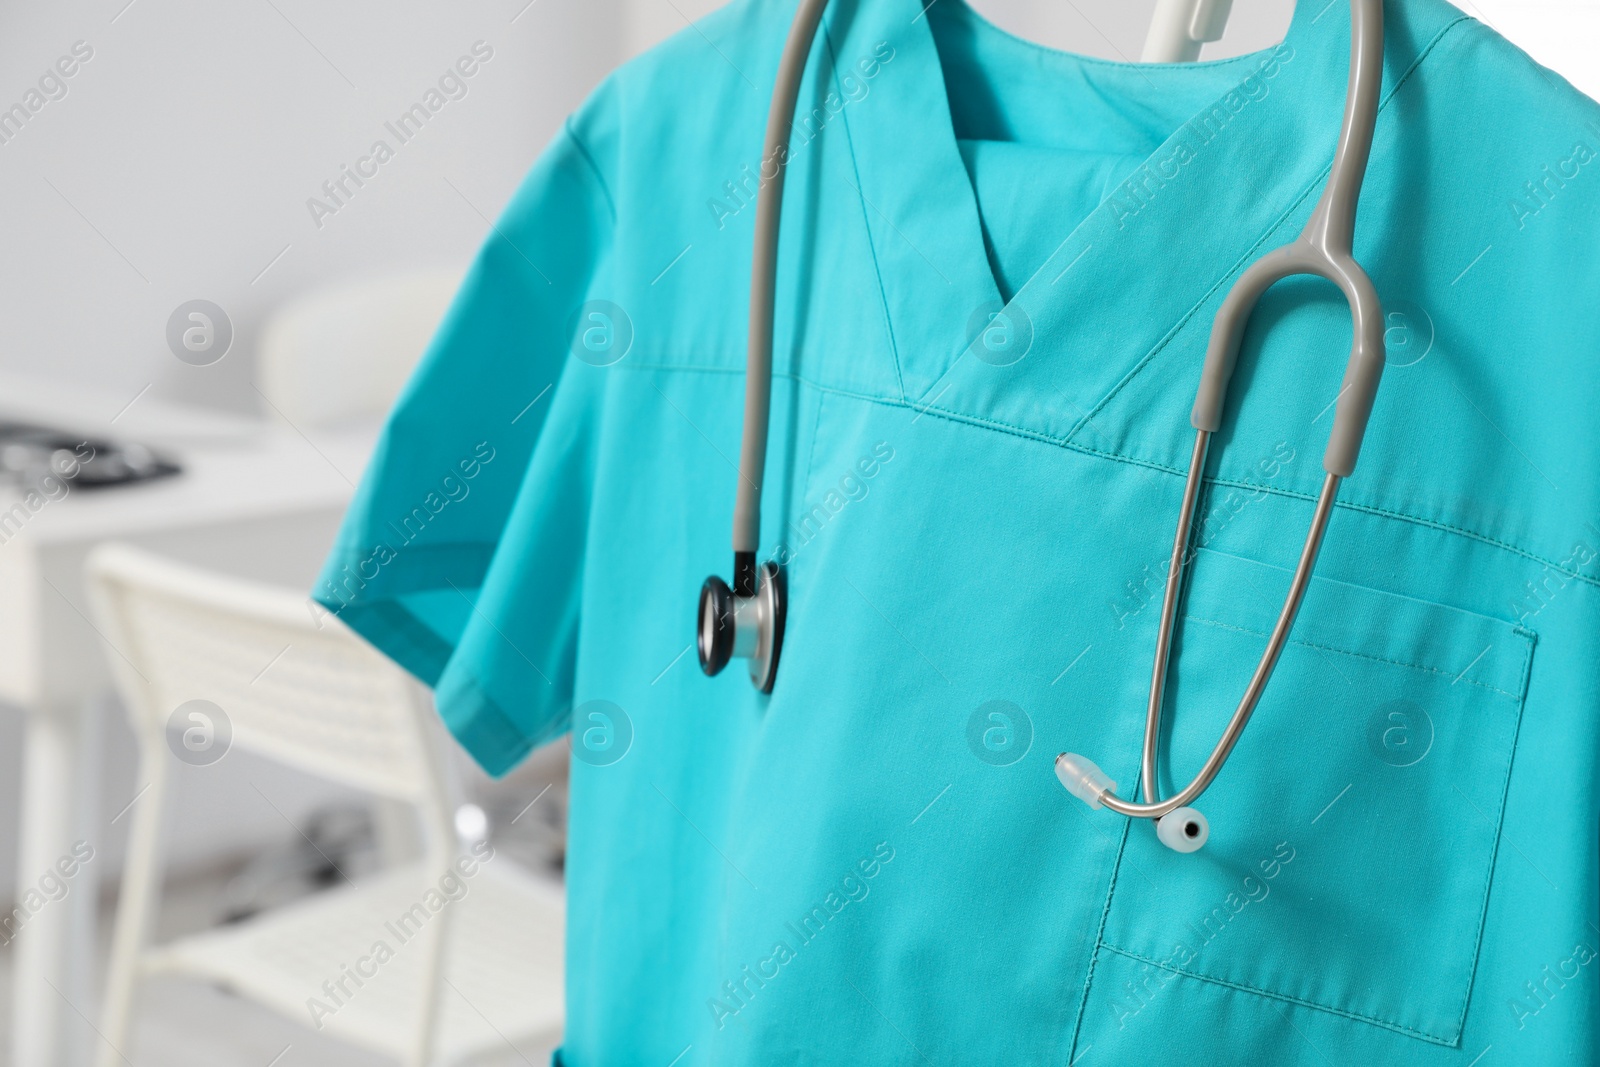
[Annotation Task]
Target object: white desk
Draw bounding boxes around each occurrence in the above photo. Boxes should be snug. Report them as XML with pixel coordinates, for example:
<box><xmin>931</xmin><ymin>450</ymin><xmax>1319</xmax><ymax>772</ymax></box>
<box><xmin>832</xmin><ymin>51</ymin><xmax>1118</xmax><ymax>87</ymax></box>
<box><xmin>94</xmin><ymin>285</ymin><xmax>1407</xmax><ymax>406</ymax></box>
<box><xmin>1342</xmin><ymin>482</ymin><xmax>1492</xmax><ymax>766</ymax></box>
<box><xmin>0</xmin><ymin>375</ymin><xmax>372</xmax><ymax>1066</ymax></box>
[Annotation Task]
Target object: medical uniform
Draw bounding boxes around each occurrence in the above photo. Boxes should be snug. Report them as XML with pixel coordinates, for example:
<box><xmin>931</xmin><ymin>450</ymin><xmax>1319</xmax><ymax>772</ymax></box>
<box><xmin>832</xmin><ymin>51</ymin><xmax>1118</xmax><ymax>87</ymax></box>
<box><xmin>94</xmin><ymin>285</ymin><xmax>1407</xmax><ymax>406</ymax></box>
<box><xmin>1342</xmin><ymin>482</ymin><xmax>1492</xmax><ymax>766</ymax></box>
<box><xmin>315</xmin><ymin>0</ymin><xmax>1600</xmax><ymax>1061</ymax></box>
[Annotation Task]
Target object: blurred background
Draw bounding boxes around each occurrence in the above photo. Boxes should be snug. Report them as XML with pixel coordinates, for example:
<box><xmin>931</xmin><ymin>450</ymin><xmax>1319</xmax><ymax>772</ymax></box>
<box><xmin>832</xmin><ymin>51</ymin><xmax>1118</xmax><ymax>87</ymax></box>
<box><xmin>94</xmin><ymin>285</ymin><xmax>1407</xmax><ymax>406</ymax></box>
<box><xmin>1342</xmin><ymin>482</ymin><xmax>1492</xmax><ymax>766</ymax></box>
<box><xmin>0</xmin><ymin>0</ymin><xmax>1589</xmax><ymax>1064</ymax></box>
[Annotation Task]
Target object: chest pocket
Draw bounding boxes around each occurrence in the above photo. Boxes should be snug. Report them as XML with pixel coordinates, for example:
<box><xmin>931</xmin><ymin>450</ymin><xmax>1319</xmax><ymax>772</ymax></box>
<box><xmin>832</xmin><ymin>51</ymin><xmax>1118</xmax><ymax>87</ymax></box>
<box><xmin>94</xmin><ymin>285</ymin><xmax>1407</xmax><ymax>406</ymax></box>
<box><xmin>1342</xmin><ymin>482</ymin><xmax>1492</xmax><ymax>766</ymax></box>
<box><xmin>1097</xmin><ymin>547</ymin><xmax>1534</xmax><ymax>1046</ymax></box>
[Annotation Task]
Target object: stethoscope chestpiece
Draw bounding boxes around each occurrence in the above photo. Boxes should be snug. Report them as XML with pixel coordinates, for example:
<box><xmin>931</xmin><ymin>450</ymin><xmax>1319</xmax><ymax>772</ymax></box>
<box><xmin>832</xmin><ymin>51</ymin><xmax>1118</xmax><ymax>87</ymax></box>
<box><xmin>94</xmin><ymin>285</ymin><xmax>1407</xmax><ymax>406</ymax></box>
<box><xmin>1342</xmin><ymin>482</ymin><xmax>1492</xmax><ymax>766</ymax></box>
<box><xmin>697</xmin><ymin>575</ymin><xmax>737</xmax><ymax>676</ymax></box>
<box><xmin>697</xmin><ymin>553</ymin><xmax>786</xmax><ymax>693</ymax></box>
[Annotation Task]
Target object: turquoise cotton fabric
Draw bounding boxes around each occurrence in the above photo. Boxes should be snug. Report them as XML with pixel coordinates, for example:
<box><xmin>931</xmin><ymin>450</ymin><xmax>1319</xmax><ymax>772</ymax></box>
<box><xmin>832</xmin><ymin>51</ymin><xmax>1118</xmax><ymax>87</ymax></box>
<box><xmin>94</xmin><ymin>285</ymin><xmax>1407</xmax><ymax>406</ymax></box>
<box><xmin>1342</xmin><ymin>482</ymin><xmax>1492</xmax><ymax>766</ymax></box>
<box><xmin>315</xmin><ymin>0</ymin><xmax>1600</xmax><ymax>1062</ymax></box>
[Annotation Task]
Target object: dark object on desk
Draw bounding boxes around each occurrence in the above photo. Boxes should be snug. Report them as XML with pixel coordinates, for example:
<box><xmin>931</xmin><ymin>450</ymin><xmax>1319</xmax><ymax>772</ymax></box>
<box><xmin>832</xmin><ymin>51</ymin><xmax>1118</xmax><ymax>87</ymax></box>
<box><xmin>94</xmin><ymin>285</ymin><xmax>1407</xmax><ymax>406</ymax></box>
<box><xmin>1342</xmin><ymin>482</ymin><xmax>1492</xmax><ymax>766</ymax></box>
<box><xmin>0</xmin><ymin>421</ymin><xmax>181</xmax><ymax>490</ymax></box>
<box><xmin>218</xmin><ymin>804</ymin><xmax>379</xmax><ymax>924</ymax></box>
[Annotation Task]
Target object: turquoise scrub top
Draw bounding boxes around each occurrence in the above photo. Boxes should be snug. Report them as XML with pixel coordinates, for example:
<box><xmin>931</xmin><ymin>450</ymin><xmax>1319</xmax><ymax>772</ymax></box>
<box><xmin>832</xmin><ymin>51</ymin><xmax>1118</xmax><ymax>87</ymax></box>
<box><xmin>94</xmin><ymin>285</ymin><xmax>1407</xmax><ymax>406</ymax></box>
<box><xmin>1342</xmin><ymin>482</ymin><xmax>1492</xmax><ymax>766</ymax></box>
<box><xmin>315</xmin><ymin>0</ymin><xmax>1600</xmax><ymax>1062</ymax></box>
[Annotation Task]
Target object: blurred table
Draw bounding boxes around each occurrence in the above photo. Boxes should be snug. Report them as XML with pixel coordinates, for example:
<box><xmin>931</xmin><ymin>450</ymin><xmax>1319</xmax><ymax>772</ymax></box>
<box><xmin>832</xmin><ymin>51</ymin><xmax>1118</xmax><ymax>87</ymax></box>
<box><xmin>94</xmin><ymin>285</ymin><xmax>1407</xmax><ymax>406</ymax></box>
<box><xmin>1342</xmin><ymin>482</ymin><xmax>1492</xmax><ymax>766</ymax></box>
<box><xmin>0</xmin><ymin>373</ymin><xmax>372</xmax><ymax>1067</ymax></box>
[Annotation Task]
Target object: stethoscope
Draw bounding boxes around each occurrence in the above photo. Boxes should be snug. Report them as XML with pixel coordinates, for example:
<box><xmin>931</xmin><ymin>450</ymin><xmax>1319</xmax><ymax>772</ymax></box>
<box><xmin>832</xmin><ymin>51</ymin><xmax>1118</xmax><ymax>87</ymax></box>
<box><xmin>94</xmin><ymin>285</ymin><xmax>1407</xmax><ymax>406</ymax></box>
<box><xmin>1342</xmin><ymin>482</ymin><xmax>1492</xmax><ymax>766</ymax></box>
<box><xmin>698</xmin><ymin>0</ymin><xmax>1387</xmax><ymax>853</ymax></box>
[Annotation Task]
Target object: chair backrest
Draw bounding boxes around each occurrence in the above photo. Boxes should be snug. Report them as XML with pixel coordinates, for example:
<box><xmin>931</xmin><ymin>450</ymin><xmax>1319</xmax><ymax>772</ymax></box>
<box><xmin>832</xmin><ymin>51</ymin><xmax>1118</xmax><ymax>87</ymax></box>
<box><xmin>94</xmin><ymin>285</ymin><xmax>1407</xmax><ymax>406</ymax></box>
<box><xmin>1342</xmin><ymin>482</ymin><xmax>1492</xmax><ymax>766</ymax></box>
<box><xmin>256</xmin><ymin>268</ymin><xmax>462</xmax><ymax>428</ymax></box>
<box><xmin>85</xmin><ymin>542</ymin><xmax>450</xmax><ymax>809</ymax></box>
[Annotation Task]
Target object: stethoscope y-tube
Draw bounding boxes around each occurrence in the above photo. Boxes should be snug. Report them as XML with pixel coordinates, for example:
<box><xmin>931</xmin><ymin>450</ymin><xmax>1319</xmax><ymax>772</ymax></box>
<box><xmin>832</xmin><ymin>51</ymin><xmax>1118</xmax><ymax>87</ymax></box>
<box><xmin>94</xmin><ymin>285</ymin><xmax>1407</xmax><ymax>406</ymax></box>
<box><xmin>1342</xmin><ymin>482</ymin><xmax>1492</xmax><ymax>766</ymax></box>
<box><xmin>699</xmin><ymin>0</ymin><xmax>1388</xmax><ymax>855</ymax></box>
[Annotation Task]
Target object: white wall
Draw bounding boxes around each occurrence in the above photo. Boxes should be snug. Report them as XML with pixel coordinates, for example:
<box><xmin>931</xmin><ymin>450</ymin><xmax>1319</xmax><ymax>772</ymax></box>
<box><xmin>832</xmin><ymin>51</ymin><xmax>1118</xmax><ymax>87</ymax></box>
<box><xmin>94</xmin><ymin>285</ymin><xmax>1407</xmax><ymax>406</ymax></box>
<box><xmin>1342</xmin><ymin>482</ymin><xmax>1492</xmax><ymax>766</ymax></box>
<box><xmin>1472</xmin><ymin>0</ymin><xmax>1600</xmax><ymax>101</ymax></box>
<box><xmin>0</xmin><ymin>0</ymin><xmax>625</xmax><ymax>416</ymax></box>
<box><xmin>621</xmin><ymin>0</ymin><xmax>1294</xmax><ymax>66</ymax></box>
<box><xmin>965</xmin><ymin>0</ymin><xmax>1286</xmax><ymax>59</ymax></box>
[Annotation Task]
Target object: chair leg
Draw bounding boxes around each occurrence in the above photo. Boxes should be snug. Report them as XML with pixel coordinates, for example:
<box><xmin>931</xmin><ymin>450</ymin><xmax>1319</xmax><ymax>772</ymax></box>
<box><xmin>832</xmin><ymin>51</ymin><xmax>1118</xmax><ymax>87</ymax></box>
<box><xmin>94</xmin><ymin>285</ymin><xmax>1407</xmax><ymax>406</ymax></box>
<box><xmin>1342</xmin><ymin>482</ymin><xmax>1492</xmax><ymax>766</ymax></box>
<box><xmin>407</xmin><ymin>685</ymin><xmax>465</xmax><ymax>1067</ymax></box>
<box><xmin>405</xmin><ymin>871</ymin><xmax>456</xmax><ymax>1067</ymax></box>
<box><xmin>96</xmin><ymin>749</ymin><xmax>169</xmax><ymax>1067</ymax></box>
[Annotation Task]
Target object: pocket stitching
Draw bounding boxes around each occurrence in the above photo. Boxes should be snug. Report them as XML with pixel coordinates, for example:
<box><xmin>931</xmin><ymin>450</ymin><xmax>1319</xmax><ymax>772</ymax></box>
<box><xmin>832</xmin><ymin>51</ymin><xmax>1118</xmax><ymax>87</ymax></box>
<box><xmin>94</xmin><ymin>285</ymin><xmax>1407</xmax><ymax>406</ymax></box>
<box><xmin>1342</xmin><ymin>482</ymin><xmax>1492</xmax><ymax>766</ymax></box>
<box><xmin>1095</xmin><ymin>944</ymin><xmax>1458</xmax><ymax>1045</ymax></box>
<box><xmin>1066</xmin><ymin>817</ymin><xmax>1135</xmax><ymax>1066</ymax></box>
<box><xmin>1092</xmin><ymin>620</ymin><xmax>1537</xmax><ymax>1044</ymax></box>
<box><xmin>1182</xmin><ymin>614</ymin><xmax>1526</xmax><ymax>700</ymax></box>
<box><xmin>1443</xmin><ymin>622</ymin><xmax>1538</xmax><ymax>1041</ymax></box>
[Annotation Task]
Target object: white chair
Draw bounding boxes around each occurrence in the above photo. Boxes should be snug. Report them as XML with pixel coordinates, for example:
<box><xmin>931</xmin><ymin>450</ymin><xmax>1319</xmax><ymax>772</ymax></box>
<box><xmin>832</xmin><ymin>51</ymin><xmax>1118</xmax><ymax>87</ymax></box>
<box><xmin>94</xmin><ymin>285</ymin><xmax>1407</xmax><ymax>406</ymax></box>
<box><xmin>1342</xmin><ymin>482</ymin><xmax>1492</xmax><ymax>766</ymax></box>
<box><xmin>256</xmin><ymin>269</ymin><xmax>462</xmax><ymax>428</ymax></box>
<box><xmin>86</xmin><ymin>543</ymin><xmax>563</xmax><ymax>1067</ymax></box>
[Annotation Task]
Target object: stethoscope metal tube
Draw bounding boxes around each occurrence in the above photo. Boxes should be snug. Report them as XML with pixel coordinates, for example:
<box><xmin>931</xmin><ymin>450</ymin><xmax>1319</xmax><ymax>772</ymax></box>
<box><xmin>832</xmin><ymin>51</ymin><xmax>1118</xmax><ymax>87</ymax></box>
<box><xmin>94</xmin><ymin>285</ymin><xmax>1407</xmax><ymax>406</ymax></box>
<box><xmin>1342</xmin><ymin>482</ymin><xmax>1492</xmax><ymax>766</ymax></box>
<box><xmin>1059</xmin><ymin>0</ymin><xmax>1386</xmax><ymax>852</ymax></box>
<box><xmin>1057</xmin><ymin>463</ymin><xmax>1341</xmax><ymax>817</ymax></box>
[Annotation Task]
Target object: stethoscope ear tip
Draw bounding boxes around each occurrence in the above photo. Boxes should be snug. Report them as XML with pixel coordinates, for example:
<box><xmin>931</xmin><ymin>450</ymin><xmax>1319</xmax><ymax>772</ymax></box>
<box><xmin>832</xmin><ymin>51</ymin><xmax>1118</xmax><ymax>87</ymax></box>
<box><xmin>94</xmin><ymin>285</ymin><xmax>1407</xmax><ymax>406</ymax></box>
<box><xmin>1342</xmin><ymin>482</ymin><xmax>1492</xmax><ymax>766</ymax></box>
<box><xmin>1156</xmin><ymin>807</ymin><xmax>1209</xmax><ymax>853</ymax></box>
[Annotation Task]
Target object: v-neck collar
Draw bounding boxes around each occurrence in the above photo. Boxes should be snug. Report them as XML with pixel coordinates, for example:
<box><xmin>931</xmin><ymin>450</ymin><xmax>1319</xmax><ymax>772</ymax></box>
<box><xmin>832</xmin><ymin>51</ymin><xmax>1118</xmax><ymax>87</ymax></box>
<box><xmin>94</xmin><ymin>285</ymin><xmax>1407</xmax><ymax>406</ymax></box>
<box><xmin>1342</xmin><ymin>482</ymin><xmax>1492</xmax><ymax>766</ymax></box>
<box><xmin>823</xmin><ymin>0</ymin><xmax>1418</xmax><ymax>438</ymax></box>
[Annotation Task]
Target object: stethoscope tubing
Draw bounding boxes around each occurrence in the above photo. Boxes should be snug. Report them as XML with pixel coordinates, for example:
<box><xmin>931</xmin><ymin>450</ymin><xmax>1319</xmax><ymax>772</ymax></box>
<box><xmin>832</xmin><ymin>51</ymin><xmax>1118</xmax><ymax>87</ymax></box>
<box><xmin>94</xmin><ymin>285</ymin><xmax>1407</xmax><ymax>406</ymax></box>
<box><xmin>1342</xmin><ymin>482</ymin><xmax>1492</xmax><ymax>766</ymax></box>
<box><xmin>712</xmin><ymin>0</ymin><xmax>1390</xmax><ymax>845</ymax></box>
<box><xmin>1092</xmin><ymin>0</ymin><xmax>1385</xmax><ymax>820</ymax></box>
<box><xmin>734</xmin><ymin>0</ymin><xmax>831</xmax><ymax>573</ymax></box>
<box><xmin>1102</xmin><ymin>446</ymin><xmax>1342</xmax><ymax>819</ymax></box>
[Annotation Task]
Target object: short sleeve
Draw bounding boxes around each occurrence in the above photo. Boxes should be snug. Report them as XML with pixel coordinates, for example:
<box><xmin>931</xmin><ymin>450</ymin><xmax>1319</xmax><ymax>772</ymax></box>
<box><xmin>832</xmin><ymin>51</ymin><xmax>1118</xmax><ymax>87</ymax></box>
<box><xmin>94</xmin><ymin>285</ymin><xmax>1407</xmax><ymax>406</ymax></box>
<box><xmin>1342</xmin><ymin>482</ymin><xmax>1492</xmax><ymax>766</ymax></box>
<box><xmin>313</xmin><ymin>118</ymin><xmax>614</xmax><ymax>776</ymax></box>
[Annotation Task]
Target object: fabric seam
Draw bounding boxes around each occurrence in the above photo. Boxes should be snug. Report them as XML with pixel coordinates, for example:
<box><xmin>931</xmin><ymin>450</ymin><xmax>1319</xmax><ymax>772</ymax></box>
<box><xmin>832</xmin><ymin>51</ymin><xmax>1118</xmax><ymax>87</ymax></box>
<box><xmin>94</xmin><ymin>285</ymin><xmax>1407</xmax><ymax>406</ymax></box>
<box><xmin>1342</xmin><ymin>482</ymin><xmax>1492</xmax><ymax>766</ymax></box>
<box><xmin>1446</xmin><ymin>624</ymin><xmax>1538</xmax><ymax>1035</ymax></box>
<box><xmin>564</xmin><ymin>116</ymin><xmax>618</xmax><ymax>223</ymax></box>
<box><xmin>1067</xmin><ymin>815</ymin><xmax>1132</xmax><ymax>1063</ymax></box>
<box><xmin>1181</xmin><ymin>614</ymin><xmax>1524</xmax><ymax>699</ymax></box>
<box><xmin>1094</xmin><ymin>943</ymin><xmax>1458</xmax><ymax>1045</ymax></box>
<box><xmin>607</xmin><ymin>362</ymin><xmax>1600</xmax><ymax>595</ymax></box>
<box><xmin>826</xmin><ymin>9</ymin><xmax>910</xmax><ymax>401</ymax></box>
<box><xmin>1065</xmin><ymin>15</ymin><xmax>1472</xmax><ymax>444</ymax></box>
<box><xmin>1089</xmin><ymin>620</ymin><xmax>1535</xmax><ymax>1046</ymax></box>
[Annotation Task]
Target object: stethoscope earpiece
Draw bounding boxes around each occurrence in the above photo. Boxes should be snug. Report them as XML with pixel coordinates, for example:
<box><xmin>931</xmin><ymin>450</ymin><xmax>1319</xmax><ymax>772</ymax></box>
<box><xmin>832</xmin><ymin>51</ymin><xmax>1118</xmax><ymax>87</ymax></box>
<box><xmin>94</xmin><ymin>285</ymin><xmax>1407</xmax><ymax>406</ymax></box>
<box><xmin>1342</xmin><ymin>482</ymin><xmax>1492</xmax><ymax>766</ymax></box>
<box><xmin>1155</xmin><ymin>807</ymin><xmax>1209</xmax><ymax>854</ymax></box>
<box><xmin>698</xmin><ymin>555</ymin><xmax>786</xmax><ymax>693</ymax></box>
<box><xmin>1056</xmin><ymin>753</ymin><xmax>1210</xmax><ymax>853</ymax></box>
